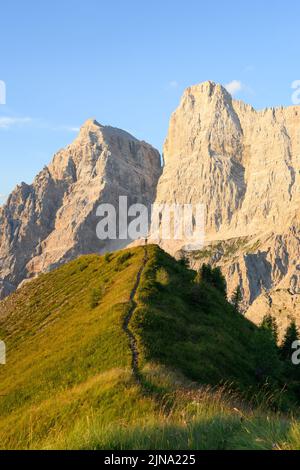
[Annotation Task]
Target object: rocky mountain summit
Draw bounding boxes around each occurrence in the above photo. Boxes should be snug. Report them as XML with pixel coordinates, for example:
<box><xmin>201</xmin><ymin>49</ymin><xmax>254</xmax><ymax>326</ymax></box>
<box><xmin>0</xmin><ymin>120</ymin><xmax>161</xmax><ymax>298</ymax></box>
<box><xmin>154</xmin><ymin>81</ymin><xmax>300</xmax><ymax>331</ymax></box>
<box><xmin>1</xmin><ymin>81</ymin><xmax>300</xmax><ymax>331</ymax></box>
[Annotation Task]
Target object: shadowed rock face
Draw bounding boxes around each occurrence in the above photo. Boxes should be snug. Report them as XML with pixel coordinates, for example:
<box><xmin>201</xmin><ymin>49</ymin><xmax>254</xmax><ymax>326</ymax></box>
<box><xmin>0</xmin><ymin>119</ymin><xmax>162</xmax><ymax>298</ymax></box>
<box><xmin>152</xmin><ymin>81</ymin><xmax>300</xmax><ymax>329</ymax></box>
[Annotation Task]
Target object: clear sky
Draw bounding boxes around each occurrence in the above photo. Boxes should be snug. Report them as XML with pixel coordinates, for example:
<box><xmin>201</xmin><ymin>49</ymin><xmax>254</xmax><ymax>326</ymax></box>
<box><xmin>1</xmin><ymin>0</ymin><xmax>300</xmax><ymax>201</ymax></box>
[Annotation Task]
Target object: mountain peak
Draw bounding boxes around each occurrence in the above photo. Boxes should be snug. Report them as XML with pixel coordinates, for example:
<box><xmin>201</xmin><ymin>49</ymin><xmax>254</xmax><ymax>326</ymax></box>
<box><xmin>156</xmin><ymin>79</ymin><xmax>300</xmax><ymax>327</ymax></box>
<box><xmin>185</xmin><ymin>80</ymin><xmax>231</xmax><ymax>99</ymax></box>
<box><xmin>0</xmin><ymin>121</ymin><xmax>161</xmax><ymax>299</ymax></box>
<box><xmin>77</xmin><ymin>118</ymin><xmax>103</xmax><ymax>139</ymax></box>
<box><xmin>81</xmin><ymin>118</ymin><xmax>102</xmax><ymax>129</ymax></box>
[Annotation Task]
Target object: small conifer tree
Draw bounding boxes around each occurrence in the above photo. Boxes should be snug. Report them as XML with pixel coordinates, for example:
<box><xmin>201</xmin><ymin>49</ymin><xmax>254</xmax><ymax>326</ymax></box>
<box><xmin>211</xmin><ymin>267</ymin><xmax>227</xmax><ymax>298</ymax></box>
<box><xmin>178</xmin><ymin>253</ymin><xmax>189</xmax><ymax>269</ymax></box>
<box><xmin>231</xmin><ymin>285</ymin><xmax>242</xmax><ymax>313</ymax></box>
<box><xmin>280</xmin><ymin>318</ymin><xmax>299</xmax><ymax>361</ymax></box>
<box><xmin>260</xmin><ymin>314</ymin><xmax>279</xmax><ymax>345</ymax></box>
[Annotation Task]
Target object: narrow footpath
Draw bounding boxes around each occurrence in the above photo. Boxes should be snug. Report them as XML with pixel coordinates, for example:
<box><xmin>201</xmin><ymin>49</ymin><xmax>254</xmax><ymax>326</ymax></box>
<box><xmin>123</xmin><ymin>245</ymin><xmax>148</xmax><ymax>383</ymax></box>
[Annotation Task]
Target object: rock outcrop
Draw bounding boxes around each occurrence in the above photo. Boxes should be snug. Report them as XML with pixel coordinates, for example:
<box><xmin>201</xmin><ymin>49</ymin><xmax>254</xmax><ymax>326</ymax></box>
<box><xmin>0</xmin><ymin>119</ymin><xmax>161</xmax><ymax>298</ymax></box>
<box><xmin>152</xmin><ymin>81</ymin><xmax>300</xmax><ymax>330</ymax></box>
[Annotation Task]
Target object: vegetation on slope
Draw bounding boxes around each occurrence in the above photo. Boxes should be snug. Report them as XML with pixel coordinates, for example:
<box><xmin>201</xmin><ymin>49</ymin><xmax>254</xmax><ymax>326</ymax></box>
<box><xmin>133</xmin><ymin>247</ymin><xmax>271</xmax><ymax>389</ymax></box>
<box><xmin>0</xmin><ymin>245</ymin><xmax>299</xmax><ymax>450</ymax></box>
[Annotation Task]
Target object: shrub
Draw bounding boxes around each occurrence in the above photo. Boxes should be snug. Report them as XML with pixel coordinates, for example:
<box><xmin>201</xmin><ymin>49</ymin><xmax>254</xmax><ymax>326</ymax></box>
<box><xmin>260</xmin><ymin>314</ymin><xmax>279</xmax><ymax>345</ymax></box>
<box><xmin>199</xmin><ymin>264</ymin><xmax>227</xmax><ymax>298</ymax></box>
<box><xmin>79</xmin><ymin>262</ymin><xmax>88</xmax><ymax>272</ymax></box>
<box><xmin>155</xmin><ymin>268</ymin><xmax>170</xmax><ymax>287</ymax></box>
<box><xmin>104</xmin><ymin>253</ymin><xmax>112</xmax><ymax>263</ymax></box>
<box><xmin>211</xmin><ymin>267</ymin><xmax>227</xmax><ymax>298</ymax></box>
<box><xmin>90</xmin><ymin>287</ymin><xmax>103</xmax><ymax>309</ymax></box>
<box><xmin>252</xmin><ymin>328</ymin><xmax>282</xmax><ymax>383</ymax></box>
<box><xmin>178</xmin><ymin>254</ymin><xmax>189</xmax><ymax>269</ymax></box>
<box><xmin>117</xmin><ymin>252</ymin><xmax>133</xmax><ymax>267</ymax></box>
<box><xmin>201</xmin><ymin>264</ymin><xmax>213</xmax><ymax>284</ymax></box>
<box><xmin>281</xmin><ymin>318</ymin><xmax>299</xmax><ymax>361</ymax></box>
<box><xmin>231</xmin><ymin>286</ymin><xmax>242</xmax><ymax>313</ymax></box>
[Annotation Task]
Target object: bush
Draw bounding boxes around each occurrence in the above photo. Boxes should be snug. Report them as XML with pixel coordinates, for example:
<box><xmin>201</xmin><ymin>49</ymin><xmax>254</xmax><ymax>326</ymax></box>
<box><xmin>200</xmin><ymin>264</ymin><xmax>227</xmax><ymax>298</ymax></box>
<box><xmin>79</xmin><ymin>262</ymin><xmax>88</xmax><ymax>272</ymax></box>
<box><xmin>231</xmin><ymin>286</ymin><xmax>242</xmax><ymax>313</ymax></box>
<box><xmin>281</xmin><ymin>318</ymin><xmax>299</xmax><ymax>361</ymax></box>
<box><xmin>252</xmin><ymin>328</ymin><xmax>282</xmax><ymax>383</ymax></box>
<box><xmin>90</xmin><ymin>287</ymin><xmax>103</xmax><ymax>309</ymax></box>
<box><xmin>178</xmin><ymin>254</ymin><xmax>189</xmax><ymax>269</ymax></box>
<box><xmin>211</xmin><ymin>267</ymin><xmax>227</xmax><ymax>298</ymax></box>
<box><xmin>260</xmin><ymin>314</ymin><xmax>279</xmax><ymax>345</ymax></box>
<box><xmin>155</xmin><ymin>268</ymin><xmax>170</xmax><ymax>287</ymax></box>
<box><xmin>117</xmin><ymin>252</ymin><xmax>133</xmax><ymax>266</ymax></box>
<box><xmin>201</xmin><ymin>264</ymin><xmax>213</xmax><ymax>284</ymax></box>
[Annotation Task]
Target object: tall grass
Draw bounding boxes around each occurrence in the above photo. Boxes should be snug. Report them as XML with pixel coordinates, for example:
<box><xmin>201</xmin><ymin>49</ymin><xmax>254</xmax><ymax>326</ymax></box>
<box><xmin>46</xmin><ymin>377</ymin><xmax>291</xmax><ymax>450</ymax></box>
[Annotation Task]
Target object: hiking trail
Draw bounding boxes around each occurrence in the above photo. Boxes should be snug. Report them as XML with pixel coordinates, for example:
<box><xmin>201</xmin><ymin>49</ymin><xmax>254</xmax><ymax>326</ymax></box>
<box><xmin>123</xmin><ymin>246</ymin><xmax>148</xmax><ymax>382</ymax></box>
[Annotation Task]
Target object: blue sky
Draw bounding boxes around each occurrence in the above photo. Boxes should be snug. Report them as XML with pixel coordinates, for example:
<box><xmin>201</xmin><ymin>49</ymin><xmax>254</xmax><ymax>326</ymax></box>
<box><xmin>1</xmin><ymin>0</ymin><xmax>300</xmax><ymax>200</ymax></box>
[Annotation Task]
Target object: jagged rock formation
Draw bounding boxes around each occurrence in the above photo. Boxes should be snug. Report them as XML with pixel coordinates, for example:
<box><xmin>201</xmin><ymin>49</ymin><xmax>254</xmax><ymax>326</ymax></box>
<box><xmin>1</xmin><ymin>82</ymin><xmax>300</xmax><ymax>331</ymax></box>
<box><xmin>152</xmin><ymin>81</ymin><xmax>300</xmax><ymax>329</ymax></box>
<box><xmin>0</xmin><ymin>120</ymin><xmax>161</xmax><ymax>298</ymax></box>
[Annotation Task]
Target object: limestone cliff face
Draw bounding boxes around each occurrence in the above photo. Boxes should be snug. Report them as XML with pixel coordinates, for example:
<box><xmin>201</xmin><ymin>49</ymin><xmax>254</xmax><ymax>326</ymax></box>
<box><xmin>154</xmin><ymin>81</ymin><xmax>300</xmax><ymax>329</ymax></box>
<box><xmin>157</xmin><ymin>81</ymin><xmax>300</xmax><ymax>239</ymax></box>
<box><xmin>0</xmin><ymin>120</ymin><xmax>161</xmax><ymax>298</ymax></box>
<box><xmin>1</xmin><ymin>82</ymin><xmax>300</xmax><ymax>331</ymax></box>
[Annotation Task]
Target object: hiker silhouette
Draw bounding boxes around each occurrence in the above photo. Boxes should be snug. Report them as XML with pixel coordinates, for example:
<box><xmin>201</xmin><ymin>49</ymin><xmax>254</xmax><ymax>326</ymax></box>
<box><xmin>0</xmin><ymin>340</ymin><xmax>6</xmax><ymax>365</ymax></box>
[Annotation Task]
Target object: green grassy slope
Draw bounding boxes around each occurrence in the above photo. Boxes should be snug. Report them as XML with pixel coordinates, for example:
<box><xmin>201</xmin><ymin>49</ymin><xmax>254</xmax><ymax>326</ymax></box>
<box><xmin>0</xmin><ymin>245</ymin><xmax>298</xmax><ymax>450</ymax></box>
<box><xmin>134</xmin><ymin>246</ymin><xmax>262</xmax><ymax>389</ymax></box>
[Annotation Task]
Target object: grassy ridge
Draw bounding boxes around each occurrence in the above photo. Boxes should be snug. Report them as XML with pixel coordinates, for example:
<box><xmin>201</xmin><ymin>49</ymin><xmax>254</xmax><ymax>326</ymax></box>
<box><xmin>0</xmin><ymin>247</ymin><xmax>154</xmax><ymax>448</ymax></box>
<box><xmin>133</xmin><ymin>246</ymin><xmax>261</xmax><ymax>389</ymax></box>
<box><xmin>0</xmin><ymin>245</ymin><xmax>299</xmax><ymax>449</ymax></box>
